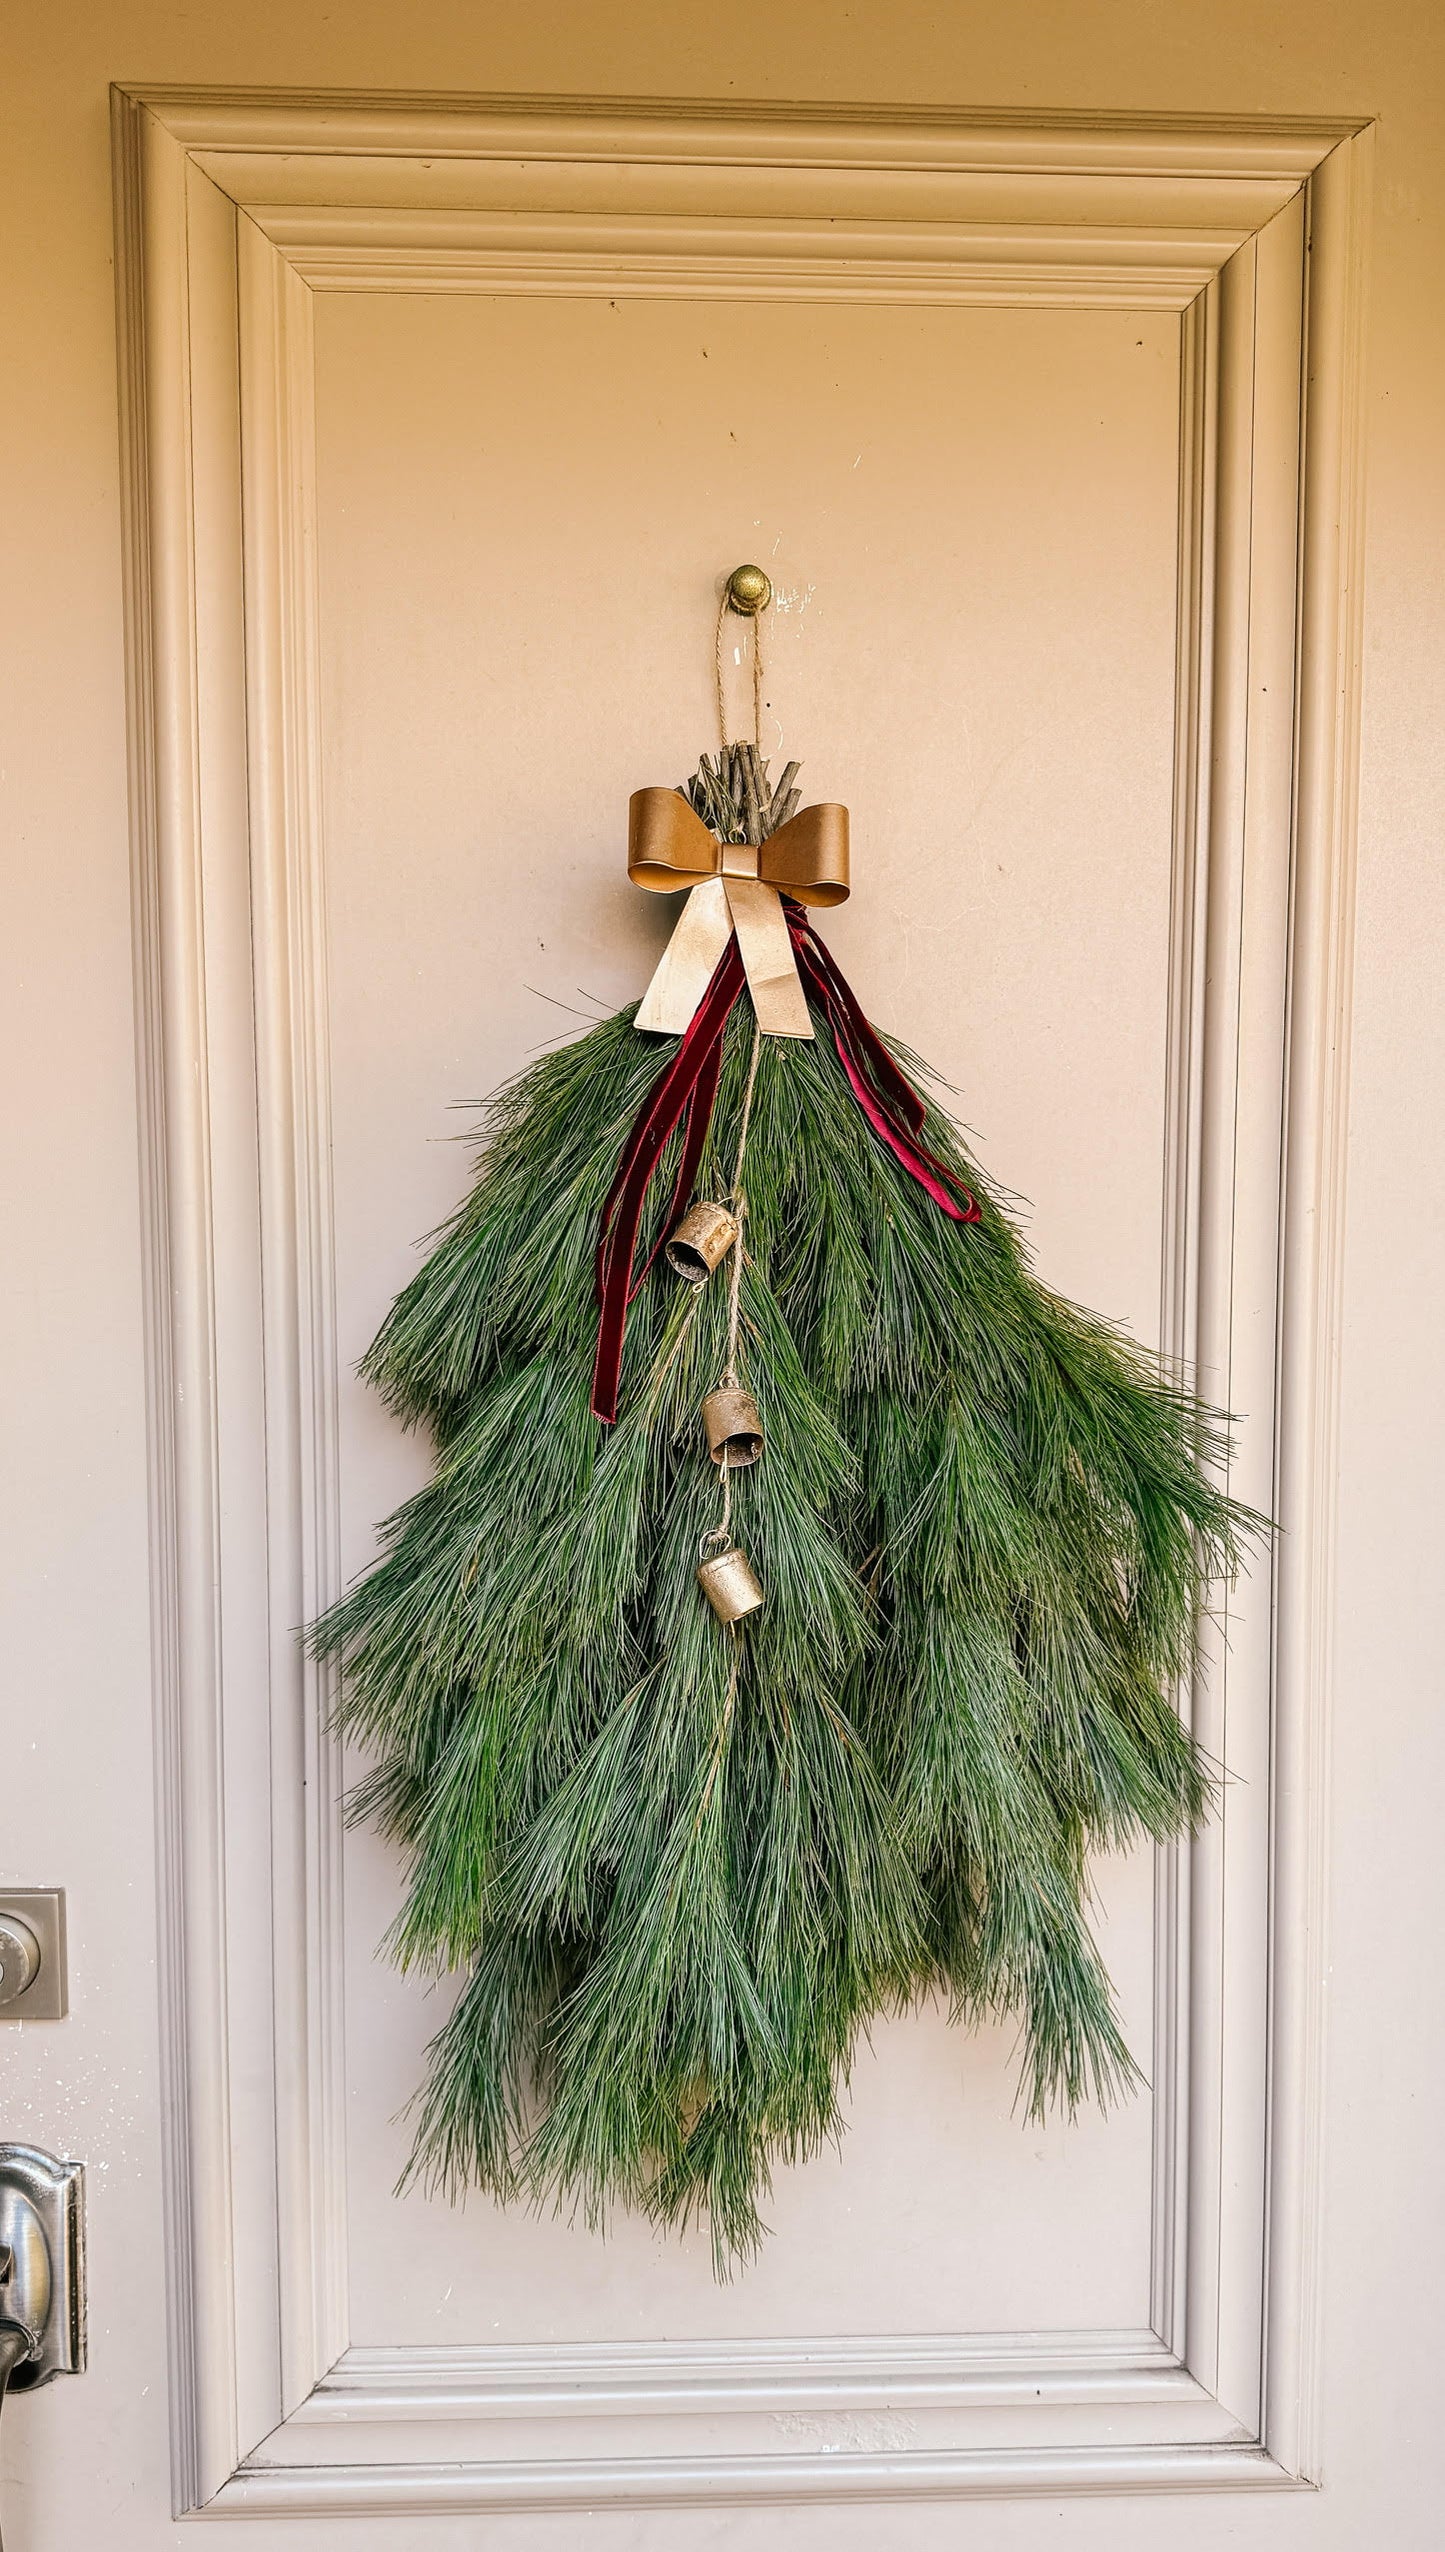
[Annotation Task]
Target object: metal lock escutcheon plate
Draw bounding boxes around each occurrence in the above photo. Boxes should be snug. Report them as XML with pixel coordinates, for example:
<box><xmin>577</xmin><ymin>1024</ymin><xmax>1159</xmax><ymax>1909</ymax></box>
<box><xmin>0</xmin><ymin>1891</ymin><xmax>67</xmax><ymax>2020</ymax></box>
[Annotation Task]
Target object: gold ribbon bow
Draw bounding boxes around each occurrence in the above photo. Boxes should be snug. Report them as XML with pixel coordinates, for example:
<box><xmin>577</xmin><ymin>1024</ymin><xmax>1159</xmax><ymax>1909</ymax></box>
<box><xmin>629</xmin><ymin>789</ymin><xmax>850</xmax><ymax>1039</ymax></box>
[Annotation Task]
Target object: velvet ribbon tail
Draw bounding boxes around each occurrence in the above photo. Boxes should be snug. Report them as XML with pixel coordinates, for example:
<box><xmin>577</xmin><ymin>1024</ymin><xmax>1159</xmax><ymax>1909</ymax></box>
<box><xmin>592</xmin><ymin>939</ymin><xmax>747</xmax><ymax>1421</ymax></box>
<box><xmin>787</xmin><ymin>906</ymin><xmax>981</xmax><ymax>1225</ymax></box>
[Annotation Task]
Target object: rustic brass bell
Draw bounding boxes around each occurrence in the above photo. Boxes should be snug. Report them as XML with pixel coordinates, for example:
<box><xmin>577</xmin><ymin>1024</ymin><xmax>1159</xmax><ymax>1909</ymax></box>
<box><xmin>666</xmin><ymin>1201</ymin><xmax>738</xmax><ymax>1284</ymax></box>
<box><xmin>697</xmin><ymin>1543</ymin><xmax>764</xmax><ymax>1623</ymax></box>
<box><xmin>701</xmin><ymin>1385</ymin><xmax>764</xmax><ymax>1468</ymax></box>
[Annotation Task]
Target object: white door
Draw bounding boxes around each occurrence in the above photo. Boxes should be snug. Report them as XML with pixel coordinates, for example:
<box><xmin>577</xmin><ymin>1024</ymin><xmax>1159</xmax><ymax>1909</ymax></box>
<box><xmin>6</xmin><ymin>50</ymin><xmax>1438</xmax><ymax>2552</ymax></box>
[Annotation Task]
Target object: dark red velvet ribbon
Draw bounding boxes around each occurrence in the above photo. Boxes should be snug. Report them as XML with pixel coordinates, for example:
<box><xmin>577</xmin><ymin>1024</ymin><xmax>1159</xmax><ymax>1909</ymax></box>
<box><xmin>787</xmin><ymin>911</ymin><xmax>982</xmax><ymax>1232</ymax></box>
<box><xmin>591</xmin><ymin>904</ymin><xmax>979</xmax><ymax>1423</ymax></box>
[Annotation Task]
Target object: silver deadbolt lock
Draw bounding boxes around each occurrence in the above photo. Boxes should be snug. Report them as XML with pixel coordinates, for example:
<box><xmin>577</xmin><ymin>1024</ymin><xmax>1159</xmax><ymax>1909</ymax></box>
<box><xmin>0</xmin><ymin>1918</ymin><xmax>40</xmax><ymax>2008</ymax></box>
<box><xmin>0</xmin><ymin>1892</ymin><xmax>67</xmax><ymax>2021</ymax></box>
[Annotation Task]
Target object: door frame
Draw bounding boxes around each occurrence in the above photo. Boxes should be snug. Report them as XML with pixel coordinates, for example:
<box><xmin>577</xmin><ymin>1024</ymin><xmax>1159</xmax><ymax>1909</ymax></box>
<box><xmin>112</xmin><ymin>85</ymin><xmax>1370</xmax><ymax>2515</ymax></box>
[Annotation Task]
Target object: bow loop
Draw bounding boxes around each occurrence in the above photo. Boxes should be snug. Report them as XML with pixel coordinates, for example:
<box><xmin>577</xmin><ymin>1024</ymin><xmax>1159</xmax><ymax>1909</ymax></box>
<box><xmin>760</xmin><ymin>802</ymin><xmax>850</xmax><ymax>907</ymax></box>
<box><xmin>627</xmin><ymin>790</ymin><xmax>722</xmax><ymax>893</ymax></box>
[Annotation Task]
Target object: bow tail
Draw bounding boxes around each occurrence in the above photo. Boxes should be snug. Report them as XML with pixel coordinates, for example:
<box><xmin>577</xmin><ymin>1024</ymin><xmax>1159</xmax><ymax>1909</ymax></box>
<box><xmin>722</xmin><ymin>878</ymin><xmax>814</xmax><ymax>1039</ymax></box>
<box><xmin>636</xmin><ymin>874</ymin><xmax>816</xmax><ymax>1041</ymax></box>
<box><xmin>634</xmin><ymin>877</ymin><xmax>733</xmax><ymax>1035</ymax></box>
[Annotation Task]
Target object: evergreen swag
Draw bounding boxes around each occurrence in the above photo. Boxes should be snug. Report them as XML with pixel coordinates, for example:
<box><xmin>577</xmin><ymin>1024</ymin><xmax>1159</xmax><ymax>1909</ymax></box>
<box><xmin>313</xmin><ymin>743</ymin><xmax>1258</xmax><ymax>2272</ymax></box>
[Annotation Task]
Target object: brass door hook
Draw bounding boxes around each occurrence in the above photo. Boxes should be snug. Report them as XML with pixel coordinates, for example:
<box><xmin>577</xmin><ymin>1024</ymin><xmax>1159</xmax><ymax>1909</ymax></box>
<box><xmin>723</xmin><ymin>563</ymin><xmax>772</xmax><ymax>616</ymax></box>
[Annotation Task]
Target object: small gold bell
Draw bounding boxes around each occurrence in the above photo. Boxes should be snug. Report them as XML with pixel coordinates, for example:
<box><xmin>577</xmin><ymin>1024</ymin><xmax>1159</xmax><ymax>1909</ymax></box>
<box><xmin>701</xmin><ymin>1385</ymin><xmax>764</xmax><ymax>1468</ymax></box>
<box><xmin>697</xmin><ymin>1543</ymin><xmax>764</xmax><ymax>1623</ymax></box>
<box><xmin>666</xmin><ymin>1201</ymin><xmax>738</xmax><ymax>1284</ymax></box>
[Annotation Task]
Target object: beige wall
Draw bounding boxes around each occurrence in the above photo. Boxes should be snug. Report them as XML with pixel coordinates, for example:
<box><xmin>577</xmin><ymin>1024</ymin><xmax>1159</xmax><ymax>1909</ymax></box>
<box><xmin>2</xmin><ymin>6</ymin><xmax>1442</xmax><ymax>2546</ymax></box>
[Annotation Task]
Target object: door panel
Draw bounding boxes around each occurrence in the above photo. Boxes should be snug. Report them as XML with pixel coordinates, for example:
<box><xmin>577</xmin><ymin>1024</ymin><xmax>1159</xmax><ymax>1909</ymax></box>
<box><xmin>319</xmin><ymin>288</ymin><xmax>1177</xmax><ymax>2349</ymax></box>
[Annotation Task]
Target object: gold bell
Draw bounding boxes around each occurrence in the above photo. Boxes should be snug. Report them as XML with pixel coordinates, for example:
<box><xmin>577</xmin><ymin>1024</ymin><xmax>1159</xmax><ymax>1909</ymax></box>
<box><xmin>666</xmin><ymin>1201</ymin><xmax>738</xmax><ymax>1284</ymax></box>
<box><xmin>697</xmin><ymin>1543</ymin><xmax>764</xmax><ymax>1623</ymax></box>
<box><xmin>701</xmin><ymin>1385</ymin><xmax>764</xmax><ymax>1468</ymax></box>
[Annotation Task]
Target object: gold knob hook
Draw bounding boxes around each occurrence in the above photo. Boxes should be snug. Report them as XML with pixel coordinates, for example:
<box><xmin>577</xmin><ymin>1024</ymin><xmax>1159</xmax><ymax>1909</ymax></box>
<box><xmin>724</xmin><ymin>563</ymin><xmax>772</xmax><ymax>617</ymax></box>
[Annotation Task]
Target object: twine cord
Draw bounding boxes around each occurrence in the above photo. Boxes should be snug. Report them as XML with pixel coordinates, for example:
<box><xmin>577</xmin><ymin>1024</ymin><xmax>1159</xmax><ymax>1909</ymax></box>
<box><xmin>723</xmin><ymin>1020</ymin><xmax>763</xmax><ymax>1389</ymax></box>
<box><xmin>699</xmin><ymin>1017</ymin><xmax>762</xmax><ymax>1791</ymax></box>
<box><xmin>713</xmin><ymin>594</ymin><xmax>728</xmax><ymax>751</ymax></box>
<box><xmin>714</xmin><ymin>591</ymin><xmax>765</xmax><ymax>753</ymax></box>
<box><xmin>705</xmin><ymin>1015</ymin><xmax>763</xmax><ymax>1545</ymax></box>
<box><xmin>695</xmin><ymin>1622</ymin><xmax>742</xmax><ymax>1830</ymax></box>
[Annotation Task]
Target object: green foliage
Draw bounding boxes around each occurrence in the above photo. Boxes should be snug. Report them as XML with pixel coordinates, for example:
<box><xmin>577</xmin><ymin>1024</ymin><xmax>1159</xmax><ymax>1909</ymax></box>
<box><xmin>313</xmin><ymin>962</ymin><xmax>1258</xmax><ymax>2272</ymax></box>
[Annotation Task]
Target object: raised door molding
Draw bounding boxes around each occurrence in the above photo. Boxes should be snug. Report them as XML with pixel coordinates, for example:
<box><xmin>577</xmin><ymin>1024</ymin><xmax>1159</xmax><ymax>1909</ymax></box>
<box><xmin>112</xmin><ymin>85</ymin><xmax>1370</xmax><ymax>2516</ymax></box>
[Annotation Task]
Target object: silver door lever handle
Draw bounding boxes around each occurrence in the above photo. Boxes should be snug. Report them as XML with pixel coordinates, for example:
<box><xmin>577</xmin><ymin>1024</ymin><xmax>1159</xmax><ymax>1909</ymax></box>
<box><xmin>0</xmin><ymin>2148</ymin><xmax>85</xmax><ymax>2550</ymax></box>
<box><xmin>0</xmin><ymin>2149</ymin><xmax>84</xmax><ymax>2391</ymax></box>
